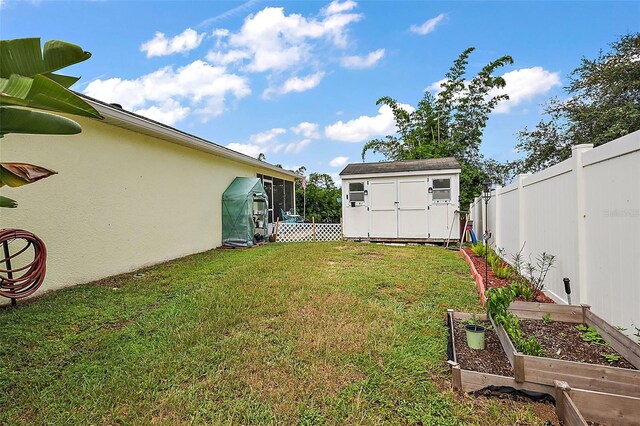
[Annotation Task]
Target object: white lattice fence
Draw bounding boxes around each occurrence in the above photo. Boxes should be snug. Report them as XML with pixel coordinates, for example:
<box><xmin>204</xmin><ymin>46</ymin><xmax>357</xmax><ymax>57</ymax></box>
<box><xmin>276</xmin><ymin>222</ymin><xmax>342</xmax><ymax>242</ymax></box>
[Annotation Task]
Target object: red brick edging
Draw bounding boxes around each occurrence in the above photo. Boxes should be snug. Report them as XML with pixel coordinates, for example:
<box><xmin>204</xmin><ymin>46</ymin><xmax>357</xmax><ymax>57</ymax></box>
<box><xmin>460</xmin><ymin>249</ymin><xmax>487</xmax><ymax>306</ymax></box>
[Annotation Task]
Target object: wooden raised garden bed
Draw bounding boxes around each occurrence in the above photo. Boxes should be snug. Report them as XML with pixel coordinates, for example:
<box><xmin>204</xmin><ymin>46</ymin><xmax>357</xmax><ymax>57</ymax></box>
<box><xmin>496</xmin><ymin>302</ymin><xmax>640</xmax><ymax>398</ymax></box>
<box><xmin>447</xmin><ymin>309</ymin><xmax>555</xmax><ymax>395</ymax></box>
<box><xmin>554</xmin><ymin>380</ymin><xmax>640</xmax><ymax>426</ymax></box>
<box><xmin>447</xmin><ymin>304</ymin><xmax>640</xmax><ymax>425</ymax></box>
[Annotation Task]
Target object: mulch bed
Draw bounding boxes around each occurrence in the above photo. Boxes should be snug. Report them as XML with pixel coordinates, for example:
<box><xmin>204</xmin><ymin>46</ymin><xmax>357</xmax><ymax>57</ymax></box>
<box><xmin>452</xmin><ymin>318</ymin><xmax>513</xmax><ymax>376</ymax></box>
<box><xmin>519</xmin><ymin>319</ymin><xmax>637</xmax><ymax>369</ymax></box>
<box><xmin>462</xmin><ymin>248</ymin><xmax>554</xmax><ymax>303</ymax></box>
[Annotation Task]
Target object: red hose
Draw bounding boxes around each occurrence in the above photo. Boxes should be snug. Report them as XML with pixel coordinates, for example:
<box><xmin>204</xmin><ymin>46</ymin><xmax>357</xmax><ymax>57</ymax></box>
<box><xmin>0</xmin><ymin>229</ymin><xmax>47</xmax><ymax>300</ymax></box>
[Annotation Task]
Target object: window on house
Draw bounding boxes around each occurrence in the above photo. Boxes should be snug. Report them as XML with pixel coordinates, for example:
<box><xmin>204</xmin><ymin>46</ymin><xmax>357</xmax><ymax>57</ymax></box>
<box><xmin>432</xmin><ymin>178</ymin><xmax>451</xmax><ymax>201</ymax></box>
<box><xmin>349</xmin><ymin>182</ymin><xmax>365</xmax><ymax>202</ymax></box>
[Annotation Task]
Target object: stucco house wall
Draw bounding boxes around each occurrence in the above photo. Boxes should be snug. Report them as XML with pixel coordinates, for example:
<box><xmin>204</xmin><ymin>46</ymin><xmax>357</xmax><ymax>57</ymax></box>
<box><xmin>0</xmin><ymin>104</ymin><xmax>295</xmax><ymax>298</ymax></box>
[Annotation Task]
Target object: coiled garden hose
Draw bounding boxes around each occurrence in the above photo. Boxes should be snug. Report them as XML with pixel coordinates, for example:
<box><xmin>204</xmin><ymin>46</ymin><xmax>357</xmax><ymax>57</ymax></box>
<box><xmin>0</xmin><ymin>229</ymin><xmax>47</xmax><ymax>301</ymax></box>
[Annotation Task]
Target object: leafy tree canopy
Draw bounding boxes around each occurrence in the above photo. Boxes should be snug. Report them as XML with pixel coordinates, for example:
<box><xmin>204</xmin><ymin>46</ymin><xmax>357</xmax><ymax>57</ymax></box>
<box><xmin>295</xmin><ymin>172</ymin><xmax>341</xmax><ymax>223</ymax></box>
<box><xmin>511</xmin><ymin>33</ymin><xmax>640</xmax><ymax>175</ymax></box>
<box><xmin>362</xmin><ymin>47</ymin><xmax>514</xmax><ymax>206</ymax></box>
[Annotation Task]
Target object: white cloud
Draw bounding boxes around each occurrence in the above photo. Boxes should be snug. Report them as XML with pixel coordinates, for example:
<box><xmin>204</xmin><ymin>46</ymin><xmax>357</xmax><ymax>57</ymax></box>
<box><xmin>226</xmin><ymin>127</ymin><xmax>287</xmax><ymax>158</ymax></box>
<box><xmin>226</xmin><ymin>142</ymin><xmax>263</xmax><ymax>157</ymax></box>
<box><xmin>282</xmin><ymin>72</ymin><xmax>325</xmax><ymax>93</ymax></box>
<box><xmin>427</xmin><ymin>78</ymin><xmax>447</xmax><ymax>94</ymax></box>
<box><xmin>263</xmin><ymin>72</ymin><xmax>325</xmax><ymax>98</ymax></box>
<box><xmin>83</xmin><ymin>60</ymin><xmax>250</xmax><ymax>125</ymax></box>
<box><xmin>341</xmin><ymin>48</ymin><xmax>385</xmax><ymax>69</ymax></box>
<box><xmin>207</xmin><ymin>5</ymin><xmax>362</xmax><ymax>73</ymax></box>
<box><xmin>291</xmin><ymin>122</ymin><xmax>320</xmax><ymax>139</ymax></box>
<box><xmin>329</xmin><ymin>172</ymin><xmax>342</xmax><ymax>187</ymax></box>
<box><xmin>133</xmin><ymin>100</ymin><xmax>190</xmax><ymax>126</ymax></box>
<box><xmin>227</xmin><ymin>127</ymin><xmax>311</xmax><ymax>158</ymax></box>
<box><xmin>323</xmin><ymin>0</ymin><xmax>357</xmax><ymax>15</ymax></box>
<box><xmin>425</xmin><ymin>67</ymin><xmax>561</xmax><ymax>114</ymax></box>
<box><xmin>329</xmin><ymin>156</ymin><xmax>349</xmax><ymax>167</ymax></box>
<box><xmin>141</xmin><ymin>28</ymin><xmax>206</xmax><ymax>58</ymax></box>
<box><xmin>491</xmin><ymin>67</ymin><xmax>561</xmax><ymax>113</ymax></box>
<box><xmin>285</xmin><ymin>139</ymin><xmax>311</xmax><ymax>154</ymax></box>
<box><xmin>205</xmin><ymin>49</ymin><xmax>250</xmax><ymax>66</ymax></box>
<box><xmin>250</xmin><ymin>128</ymin><xmax>286</xmax><ymax>144</ymax></box>
<box><xmin>410</xmin><ymin>13</ymin><xmax>446</xmax><ymax>35</ymax></box>
<box><xmin>325</xmin><ymin>103</ymin><xmax>415</xmax><ymax>143</ymax></box>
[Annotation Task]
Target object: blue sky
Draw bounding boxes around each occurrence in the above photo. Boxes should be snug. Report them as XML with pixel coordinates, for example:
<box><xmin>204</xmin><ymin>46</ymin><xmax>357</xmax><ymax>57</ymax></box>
<box><xmin>2</xmin><ymin>1</ymin><xmax>638</xmax><ymax>184</ymax></box>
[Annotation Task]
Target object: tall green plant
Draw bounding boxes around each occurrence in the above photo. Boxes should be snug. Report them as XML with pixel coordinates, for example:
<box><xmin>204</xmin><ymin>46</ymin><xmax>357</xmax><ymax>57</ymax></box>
<box><xmin>0</xmin><ymin>37</ymin><xmax>102</xmax><ymax>207</ymax></box>
<box><xmin>361</xmin><ymin>47</ymin><xmax>514</xmax><ymax>205</ymax></box>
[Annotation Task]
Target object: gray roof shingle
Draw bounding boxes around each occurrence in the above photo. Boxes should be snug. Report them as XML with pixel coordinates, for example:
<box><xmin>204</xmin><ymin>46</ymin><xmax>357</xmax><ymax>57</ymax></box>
<box><xmin>339</xmin><ymin>157</ymin><xmax>460</xmax><ymax>176</ymax></box>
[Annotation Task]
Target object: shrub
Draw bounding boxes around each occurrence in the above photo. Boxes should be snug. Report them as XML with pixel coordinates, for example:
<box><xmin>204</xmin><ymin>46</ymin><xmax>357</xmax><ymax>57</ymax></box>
<box><xmin>509</xmin><ymin>281</ymin><xmax>536</xmax><ymax>301</ymax></box>
<box><xmin>493</xmin><ymin>263</ymin><xmax>511</xmax><ymax>279</ymax></box>
<box><xmin>471</xmin><ymin>242</ymin><xmax>486</xmax><ymax>257</ymax></box>
<box><xmin>487</xmin><ymin>249</ymin><xmax>500</xmax><ymax>268</ymax></box>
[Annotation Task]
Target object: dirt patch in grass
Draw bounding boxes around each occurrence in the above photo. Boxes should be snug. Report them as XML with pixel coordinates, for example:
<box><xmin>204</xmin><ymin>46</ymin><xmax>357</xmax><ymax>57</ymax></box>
<box><xmin>286</xmin><ymin>292</ymin><xmax>386</xmax><ymax>355</ymax></box>
<box><xmin>452</xmin><ymin>318</ymin><xmax>513</xmax><ymax>376</ymax></box>
<box><xmin>357</xmin><ymin>252</ymin><xmax>383</xmax><ymax>258</ymax></box>
<box><xmin>520</xmin><ymin>319</ymin><xmax>637</xmax><ymax>369</ymax></box>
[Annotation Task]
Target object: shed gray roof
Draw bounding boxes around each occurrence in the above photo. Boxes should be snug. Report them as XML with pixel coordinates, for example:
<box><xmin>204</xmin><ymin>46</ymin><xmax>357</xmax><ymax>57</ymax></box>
<box><xmin>339</xmin><ymin>157</ymin><xmax>460</xmax><ymax>176</ymax></box>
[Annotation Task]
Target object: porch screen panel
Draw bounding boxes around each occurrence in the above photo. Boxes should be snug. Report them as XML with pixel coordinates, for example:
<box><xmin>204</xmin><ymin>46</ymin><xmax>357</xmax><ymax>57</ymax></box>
<box><xmin>273</xmin><ymin>178</ymin><xmax>285</xmax><ymax>221</ymax></box>
<box><xmin>285</xmin><ymin>180</ymin><xmax>294</xmax><ymax>213</ymax></box>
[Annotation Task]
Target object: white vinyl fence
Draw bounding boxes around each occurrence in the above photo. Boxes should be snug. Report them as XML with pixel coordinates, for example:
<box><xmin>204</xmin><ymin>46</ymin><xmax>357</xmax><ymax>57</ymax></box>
<box><xmin>275</xmin><ymin>222</ymin><xmax>342</xmax><ymax>243</ymax></box>
<box><xmin>471</xmin><ymin>131</ymin><xmax>640</xmax><ymax>335</ymax></box>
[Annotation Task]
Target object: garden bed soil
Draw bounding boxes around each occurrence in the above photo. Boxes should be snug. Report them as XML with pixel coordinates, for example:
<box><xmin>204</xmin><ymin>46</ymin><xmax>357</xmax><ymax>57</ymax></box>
<box><xmin>462</xmin><ymin>248</ymin><xmax>554</xmax><ymax>303</ymax></box>
<box><xmin>519</xmin><ymin>319</ymin><xmax>637</xmax><ymax>369</ymax></box>
<box><xmin>452</xmin><ymin>318</ymin><xmax>513</xmax><ymax>376</ymax></box>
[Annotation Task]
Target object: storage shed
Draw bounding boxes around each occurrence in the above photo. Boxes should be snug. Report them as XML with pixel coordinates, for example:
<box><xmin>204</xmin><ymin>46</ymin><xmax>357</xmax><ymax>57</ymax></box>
<box><xmin>222</xmin><ymin>178</ymin><xmax>269</xmax><ymax>247</ymax></box>
<box><xmin>339</xmin><ymin>158</ymin><xmax>461</xmax><ymax>242</ymax></box>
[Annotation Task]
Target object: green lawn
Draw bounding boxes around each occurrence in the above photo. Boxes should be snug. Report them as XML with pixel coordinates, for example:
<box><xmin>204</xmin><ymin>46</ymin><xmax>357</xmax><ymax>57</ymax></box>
<box><xmin>0</xmin><ymin>242</ymin><xmax>551</xmax><ymax>425</ymax></box>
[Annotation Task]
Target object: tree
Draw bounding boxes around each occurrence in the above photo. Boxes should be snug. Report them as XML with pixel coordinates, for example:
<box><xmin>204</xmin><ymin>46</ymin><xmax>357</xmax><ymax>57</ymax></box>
<box><xmin>0</xmin><ymin>38</ymin><xmax>102</xmax><ymax>207</ymax></box>
<box><xmin>511</xmin><ymin>33</ymin><xmax>640</xmax><ymax>174</ymax></box>
<box><xmin>295</xmin><ymin>172</ymin><xmax>341</xmax><ymax>223</ymax></box>
<box><xmin>362</xmin><ymin>47</ymin><xmax>514</xmax><ymax>206</ymax></box>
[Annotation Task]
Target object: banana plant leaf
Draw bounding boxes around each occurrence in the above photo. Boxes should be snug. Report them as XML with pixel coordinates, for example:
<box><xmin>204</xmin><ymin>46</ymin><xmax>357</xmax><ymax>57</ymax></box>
<box><xmin>0</xmin><ymin>196</ymin><xmax>18</xmax><ymax>208</ymax></box>
<box><xmin>0</xmin><ymin>38</ymin><xmax>101</xmax><ymax>120</ymax></box>
<box><xmin>0</xmin><ymin>162</ymin><xmax>57</xmax><ymax>188</ymax></box>
<box><xmin>0</xmin><ymin>38</ymin><xmax>90</xmax><ymax>78</ymax></box>
<box><xmin>0</xmin><ymin>107</ymin><xmax>82</xmax><ymax>137</ymax></box>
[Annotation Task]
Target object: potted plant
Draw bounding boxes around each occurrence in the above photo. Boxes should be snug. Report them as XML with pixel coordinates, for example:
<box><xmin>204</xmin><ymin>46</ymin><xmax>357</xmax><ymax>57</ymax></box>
<box><xmin>464</xmin><ymin>316</ymin><xmax>486</xmax><ymax>350</ymax></box>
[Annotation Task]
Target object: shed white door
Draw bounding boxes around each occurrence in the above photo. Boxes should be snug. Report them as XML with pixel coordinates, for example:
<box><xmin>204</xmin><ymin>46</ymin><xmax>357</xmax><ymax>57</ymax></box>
<box><xmin>398</xmin><ymin>179</ymin><xmax>428</xmax><ymax>238</ymax></box>
<box><xmin>369</xmin><ymin>180</ymin><xmax>397</xmax><ymax>237</ymax></box>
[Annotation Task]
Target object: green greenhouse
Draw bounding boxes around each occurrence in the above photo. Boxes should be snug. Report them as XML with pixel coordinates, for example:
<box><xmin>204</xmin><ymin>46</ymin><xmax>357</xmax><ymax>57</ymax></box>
<box><xmin>222</xmin><ymin>177</ymin><xmax>269</xmax><ymax>247</ymax></box>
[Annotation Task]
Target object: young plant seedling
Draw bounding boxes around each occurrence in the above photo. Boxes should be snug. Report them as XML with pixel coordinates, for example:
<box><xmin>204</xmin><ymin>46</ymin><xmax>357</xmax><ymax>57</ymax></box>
<box><xmin>601</xmin><ymin>353</ymin><xmax>621</xmax><ymax>363</ymax></box>
<box><xmin>576</xmin><ymin>324</ymin><xmax>606</xmax><ymax>345</ymax></box>
<box><xmin>542</xmin><ymin>313</ymin><xmax>553</xmax><ymax>324</ymax></box>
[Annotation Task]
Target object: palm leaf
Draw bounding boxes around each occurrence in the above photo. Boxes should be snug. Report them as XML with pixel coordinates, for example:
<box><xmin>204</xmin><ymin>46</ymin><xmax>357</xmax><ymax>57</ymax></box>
<box><xmin>0</xmin><ymin>162</ymin><xmax>57</xmax><ymax>188</ymax></box>
<box><xmin>0</xmin><ymin>107</ymin><xmax>82</xmax><ymax>137</ymax></box>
